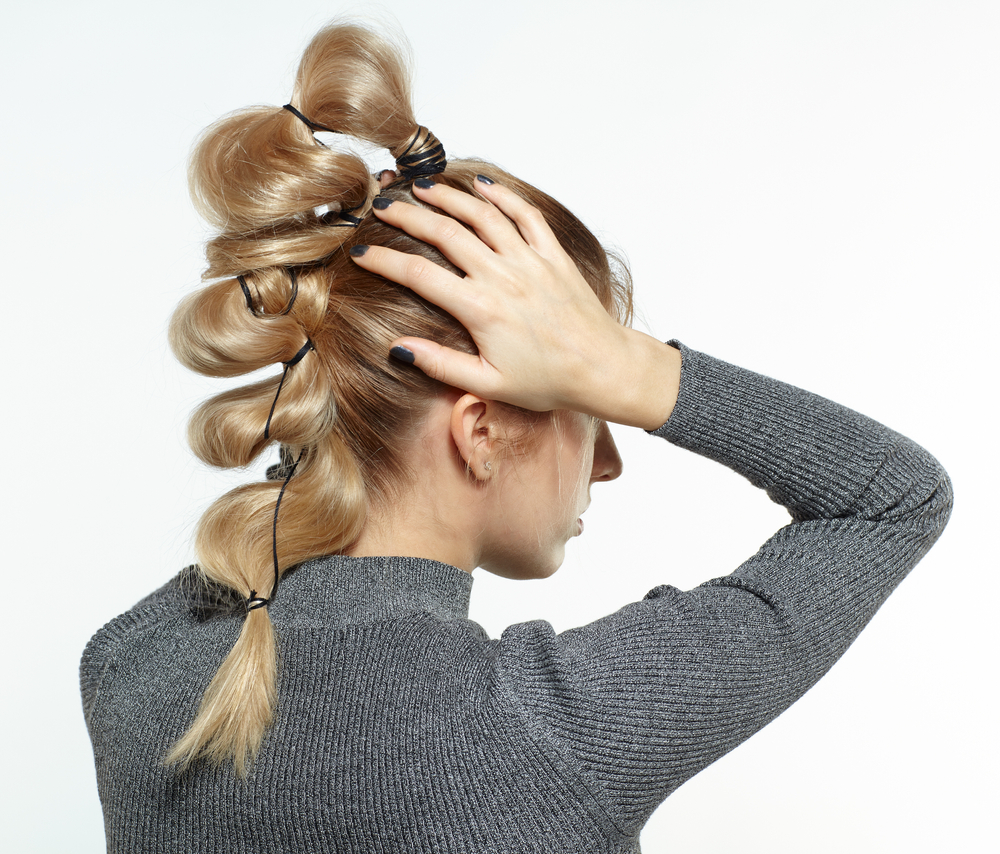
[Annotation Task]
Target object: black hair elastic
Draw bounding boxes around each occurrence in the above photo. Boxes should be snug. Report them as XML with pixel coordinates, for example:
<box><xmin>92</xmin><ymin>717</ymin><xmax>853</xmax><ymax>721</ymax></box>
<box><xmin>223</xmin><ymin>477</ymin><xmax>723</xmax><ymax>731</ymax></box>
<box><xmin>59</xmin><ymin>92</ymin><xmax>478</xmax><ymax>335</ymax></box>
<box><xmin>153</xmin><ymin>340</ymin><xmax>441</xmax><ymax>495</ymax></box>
<box><xmin>238</xmin><ymin>275</ymin><xmax>255</xmax><ymax>312</ymax></box>
<box><xmin>263</xmin><ymin>339</ymin><xmax>314</xmax><ymax>441</ymax></box>
<box><xmin>238</xmin><ymin>270</ymin><xmax>299</xmax><ymax>315</ymax></box>
<box><xmin>334</xmin><ymin>211</ymin><xmax>363</xmax><ymax>227</ymax></box>
<box><xmin>283</xmin><ymin>338</ymin><xmax>313</xmax><ymax>368</ymax></box>
<box><xmin>394</xmin><ymin>126</ymin><xmax>447</xmax><ymax>182</ymax></box>
<box><xmin>246</xmin><ymin>592</ymin><xmax>269</xmax><ymax>611</ymax></box>
<box><xmin>282</xmin><ymin>270</ymin><xmax>299</xmax><ymax>314</ymax></box>
<box><xmin>317</xmin><ymin>205</ymin><xmax>363</xmax><ymax>228</ymax></box>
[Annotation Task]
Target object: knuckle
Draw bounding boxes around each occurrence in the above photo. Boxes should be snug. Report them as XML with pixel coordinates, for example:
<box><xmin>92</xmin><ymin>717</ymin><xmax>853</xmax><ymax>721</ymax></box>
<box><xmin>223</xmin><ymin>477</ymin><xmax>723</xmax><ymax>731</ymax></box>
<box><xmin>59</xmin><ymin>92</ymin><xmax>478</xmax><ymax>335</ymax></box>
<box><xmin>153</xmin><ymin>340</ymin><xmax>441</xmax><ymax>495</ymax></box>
<box><xmin>403</xmin><ymin>256</ymin><xmax>433</xmax><ymax>285</ymax></box>
<box><xmin>423</xmin><ymin>354</ymin><xmax>447</xmax><ymax>383</ymax></box>
<box><xmin>464</xmin><ymin>289</ymin><xmax>494</xmax><ymax>319</ymax></box>
<box><xmin>435</xmin><ymin>221</ymin><xmax>463</xmax><ymax>244</ymax></box>
<box><xmin>520</xmin><ymin>205</ymin><xmax>546</xmax><ymax>228</ymax></box>
<box><xmin>477</xmin><ymin>205</ymin><xmax>506</xmax><ymax>230</ymax></box>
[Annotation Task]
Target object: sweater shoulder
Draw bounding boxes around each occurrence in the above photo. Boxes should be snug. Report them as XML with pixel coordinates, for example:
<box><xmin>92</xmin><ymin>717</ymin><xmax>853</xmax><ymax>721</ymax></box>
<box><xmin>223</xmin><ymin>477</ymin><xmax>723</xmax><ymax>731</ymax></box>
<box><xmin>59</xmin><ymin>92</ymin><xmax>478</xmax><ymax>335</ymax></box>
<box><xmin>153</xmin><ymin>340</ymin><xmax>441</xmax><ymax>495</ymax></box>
<box><xmin>79</xmin><ymin>568</ymin><xmax>207</xmax><ymax>725</ymax></box>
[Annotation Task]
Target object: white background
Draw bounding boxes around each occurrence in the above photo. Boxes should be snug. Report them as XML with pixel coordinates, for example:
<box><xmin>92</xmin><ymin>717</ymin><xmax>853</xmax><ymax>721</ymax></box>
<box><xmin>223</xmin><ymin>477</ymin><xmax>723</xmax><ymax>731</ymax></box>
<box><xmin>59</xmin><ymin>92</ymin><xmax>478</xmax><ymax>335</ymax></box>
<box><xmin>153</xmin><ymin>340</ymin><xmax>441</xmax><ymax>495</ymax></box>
<box><xmin>2</xmin><ymin>1</ymin><xmax>996</xmax><ymax>851</ymax></box>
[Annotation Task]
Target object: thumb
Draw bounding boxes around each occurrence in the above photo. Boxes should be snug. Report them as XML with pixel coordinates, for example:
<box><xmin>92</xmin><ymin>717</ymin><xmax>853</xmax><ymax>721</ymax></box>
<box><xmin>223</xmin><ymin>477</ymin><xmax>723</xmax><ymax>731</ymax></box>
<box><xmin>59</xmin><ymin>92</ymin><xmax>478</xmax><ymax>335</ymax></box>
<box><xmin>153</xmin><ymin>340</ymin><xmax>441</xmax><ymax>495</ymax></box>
<box><xmin>389</xmin><ymin>337</ymin><xmax>497</xmax><ymax>395</ymax></box>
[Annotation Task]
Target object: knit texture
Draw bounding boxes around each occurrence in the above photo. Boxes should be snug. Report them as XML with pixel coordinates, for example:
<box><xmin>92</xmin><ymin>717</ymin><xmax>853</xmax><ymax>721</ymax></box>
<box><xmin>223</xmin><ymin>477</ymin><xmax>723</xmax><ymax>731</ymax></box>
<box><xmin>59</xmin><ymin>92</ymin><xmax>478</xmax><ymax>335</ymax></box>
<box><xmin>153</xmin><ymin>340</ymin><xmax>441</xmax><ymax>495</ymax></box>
<box><xmin>81</xmin><ymin>345</ymin><xmax>952</xmax><ymax>853</ymax></box>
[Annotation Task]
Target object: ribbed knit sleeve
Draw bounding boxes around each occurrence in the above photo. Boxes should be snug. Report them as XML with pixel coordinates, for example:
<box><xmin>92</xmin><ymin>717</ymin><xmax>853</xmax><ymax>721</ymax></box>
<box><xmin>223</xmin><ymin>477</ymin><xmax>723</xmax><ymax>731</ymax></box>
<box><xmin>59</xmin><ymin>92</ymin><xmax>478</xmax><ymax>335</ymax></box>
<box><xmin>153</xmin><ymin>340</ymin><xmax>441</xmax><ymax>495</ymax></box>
<box><xmin>497</xmin><ymin>343</ymin><xmax>953</xmax><ymax>836</ymax></box>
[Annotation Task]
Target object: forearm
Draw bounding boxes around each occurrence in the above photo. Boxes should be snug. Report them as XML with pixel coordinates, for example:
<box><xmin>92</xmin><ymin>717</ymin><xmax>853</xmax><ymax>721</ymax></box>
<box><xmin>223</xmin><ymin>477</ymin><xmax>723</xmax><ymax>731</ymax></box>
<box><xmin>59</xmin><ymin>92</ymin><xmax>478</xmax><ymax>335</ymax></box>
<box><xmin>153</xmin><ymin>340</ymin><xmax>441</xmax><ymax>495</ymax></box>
<box><xmin>654</xmin><ymin>343</ymin><xmax>950</xmax><ymax>524</ymax></box>
<box><xmin>660</xmin><ymin>341</ymin><xmax>953</xmax><ymax>691</ymax></box>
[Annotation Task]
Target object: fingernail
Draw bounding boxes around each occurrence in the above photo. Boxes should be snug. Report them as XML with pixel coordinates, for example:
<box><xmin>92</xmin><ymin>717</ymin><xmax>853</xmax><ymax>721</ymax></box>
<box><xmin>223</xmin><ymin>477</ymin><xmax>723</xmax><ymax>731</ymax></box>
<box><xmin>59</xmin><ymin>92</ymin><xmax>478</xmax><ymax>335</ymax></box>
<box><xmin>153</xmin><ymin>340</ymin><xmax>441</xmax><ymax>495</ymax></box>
<box><xmin>413</xmin><ymin>178</ymin><xmax>436</xmax><ymax>190</ymax></box>
<box><xmin>389</xmin><ymin>345</ymin><xmax>415</xmax><ymax>364</ymax></box>
<box><xmin>476</xmin><ymin>174</ymin><xmax>494</xmax><ymax>185</ymax></box>
<box><xmin>372</xmin><ymin>197</ymin><xmax>393</xmax><ymax>211</ymax></box>
<box><xmin>349</xmin><ymin>245</ymin><xmax>369</xmax><ymax>257</ymax></box>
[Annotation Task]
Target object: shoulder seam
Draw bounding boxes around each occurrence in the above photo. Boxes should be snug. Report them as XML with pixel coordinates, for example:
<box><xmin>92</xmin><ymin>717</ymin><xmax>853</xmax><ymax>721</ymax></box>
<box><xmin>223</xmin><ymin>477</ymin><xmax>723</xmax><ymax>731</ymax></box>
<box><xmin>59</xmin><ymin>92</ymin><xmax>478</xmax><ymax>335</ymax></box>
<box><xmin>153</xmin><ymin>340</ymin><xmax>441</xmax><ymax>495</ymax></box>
<box><xmin>494</xmin><ymin>623</ymin><xmax>633</xmax><ymax>842</ymax></box>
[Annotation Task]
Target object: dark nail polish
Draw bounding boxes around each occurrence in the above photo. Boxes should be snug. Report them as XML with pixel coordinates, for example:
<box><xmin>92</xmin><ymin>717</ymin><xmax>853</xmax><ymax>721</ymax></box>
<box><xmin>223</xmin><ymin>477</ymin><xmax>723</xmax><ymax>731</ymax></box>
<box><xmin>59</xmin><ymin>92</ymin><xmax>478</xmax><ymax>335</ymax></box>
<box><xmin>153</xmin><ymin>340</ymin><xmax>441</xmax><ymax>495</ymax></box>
<box><xmin>389</xmin><ymin>345</ymin><xmax>415</xmax><ymax>364</ymax></box>
<box><xmin>476</xmin><ymin>174</ymin><xmax>495</xmax><ymax>185</ymax></box>
<box><xmin>413</xmin><ymin>178</ymin><xmax>436</xmax><ymax>190</ymax></box>
<box><xmin>372</xmin><ymin>197</ymin><xmax>393</xmax><ymax>211</ymax></box>
<box><xmin>349</xmin><ymin>244</ymin><xmax>369</xmax><ymax>257</ymax></box>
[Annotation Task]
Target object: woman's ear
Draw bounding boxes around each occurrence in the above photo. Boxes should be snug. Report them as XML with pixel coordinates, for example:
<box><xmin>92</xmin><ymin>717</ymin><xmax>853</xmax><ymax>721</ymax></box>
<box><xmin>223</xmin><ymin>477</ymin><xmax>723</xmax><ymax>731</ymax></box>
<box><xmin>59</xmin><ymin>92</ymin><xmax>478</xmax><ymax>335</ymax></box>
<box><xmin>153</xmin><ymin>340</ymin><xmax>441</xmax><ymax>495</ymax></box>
<box><xmin>449</xmin><ymin>394</ymin><xmax>499</xmax><ymax>481</ymax></box>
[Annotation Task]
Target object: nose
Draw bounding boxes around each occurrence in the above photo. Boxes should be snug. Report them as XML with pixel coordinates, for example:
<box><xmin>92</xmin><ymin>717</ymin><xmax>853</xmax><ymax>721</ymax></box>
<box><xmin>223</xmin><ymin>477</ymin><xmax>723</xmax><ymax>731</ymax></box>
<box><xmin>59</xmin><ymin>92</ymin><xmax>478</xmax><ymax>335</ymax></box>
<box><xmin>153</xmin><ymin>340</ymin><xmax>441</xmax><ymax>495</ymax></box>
<box><xmin>591</xmin><ymin>421</ymin><xmax>623</xmax><ymax>483</ymax></box>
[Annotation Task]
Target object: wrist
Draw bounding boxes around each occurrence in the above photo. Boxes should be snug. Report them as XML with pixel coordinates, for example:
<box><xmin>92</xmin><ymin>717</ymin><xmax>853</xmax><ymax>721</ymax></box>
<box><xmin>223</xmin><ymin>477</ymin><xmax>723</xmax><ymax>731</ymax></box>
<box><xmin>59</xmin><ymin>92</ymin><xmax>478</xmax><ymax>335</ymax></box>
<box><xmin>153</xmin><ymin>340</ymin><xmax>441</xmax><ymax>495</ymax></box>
<box><xmin>623</xmin><ymin>331</ymin><xmax>682</xmax><ymax>430</ymax></box>
<box><xmin>578</xmin><ymin>328</ymin><xmax>681</xmax><ymax>430</ymax></box>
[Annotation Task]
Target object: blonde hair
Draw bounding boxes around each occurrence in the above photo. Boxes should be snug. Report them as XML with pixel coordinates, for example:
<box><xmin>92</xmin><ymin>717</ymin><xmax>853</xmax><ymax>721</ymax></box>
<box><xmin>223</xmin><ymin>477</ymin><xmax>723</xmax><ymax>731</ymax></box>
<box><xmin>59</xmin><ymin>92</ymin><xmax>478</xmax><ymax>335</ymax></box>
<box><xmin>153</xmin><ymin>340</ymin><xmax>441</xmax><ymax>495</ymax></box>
<box><xmin>165</xmin><ymin>21</ymin><xmax>633</xmax><ymax>775</ymax></box>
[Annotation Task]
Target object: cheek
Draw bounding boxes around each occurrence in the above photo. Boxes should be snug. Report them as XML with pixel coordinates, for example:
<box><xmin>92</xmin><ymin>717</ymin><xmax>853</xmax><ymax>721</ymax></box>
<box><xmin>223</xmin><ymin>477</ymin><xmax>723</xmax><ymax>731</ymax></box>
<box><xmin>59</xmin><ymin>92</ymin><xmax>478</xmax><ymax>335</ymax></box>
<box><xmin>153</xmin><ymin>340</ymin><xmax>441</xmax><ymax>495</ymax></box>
<box><xmin>546</xmin><ymin>438</ymin><xmax>594</xmax><ymax>530</ymax></box>
<box><xmin>563</xmin><ymin>423</ymin><xmax>596</xmax><ymax>496</ymax></box>
<box><xmin>566</xmin><ymin>452</ymin><xmax>594</xmax><ymax>504</ymax></box>
<box><xmin>501</xmin><ymin>413</ymin><xmax>595</xmax><ymax>533</ymax></box>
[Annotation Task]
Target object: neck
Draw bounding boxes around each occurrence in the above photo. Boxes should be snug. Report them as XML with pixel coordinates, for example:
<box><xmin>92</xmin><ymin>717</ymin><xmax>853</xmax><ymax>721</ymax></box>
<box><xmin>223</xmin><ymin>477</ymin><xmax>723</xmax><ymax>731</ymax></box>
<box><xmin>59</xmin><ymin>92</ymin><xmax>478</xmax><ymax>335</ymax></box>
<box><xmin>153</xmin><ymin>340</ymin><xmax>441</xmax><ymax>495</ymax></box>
<box><xmin>346</xmin><ymin>496</ymin><xmax>481</xmax><ymax>573</ymax></box>
<box><xmin>345</xmin><ymin>396</ymin><xmax>489</xmax><ymax>573</ymax></box>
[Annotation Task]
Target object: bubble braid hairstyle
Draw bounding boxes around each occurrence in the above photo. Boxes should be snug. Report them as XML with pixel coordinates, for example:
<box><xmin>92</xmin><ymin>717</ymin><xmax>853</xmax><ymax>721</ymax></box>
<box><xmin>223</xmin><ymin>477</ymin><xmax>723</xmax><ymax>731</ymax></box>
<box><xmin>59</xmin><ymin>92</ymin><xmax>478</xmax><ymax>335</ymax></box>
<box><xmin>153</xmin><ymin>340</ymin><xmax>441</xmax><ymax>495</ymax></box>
<box><xmin>165</xmin><ymin>21</ymin><xmax>634</xmax><ymax>775</ymax></box>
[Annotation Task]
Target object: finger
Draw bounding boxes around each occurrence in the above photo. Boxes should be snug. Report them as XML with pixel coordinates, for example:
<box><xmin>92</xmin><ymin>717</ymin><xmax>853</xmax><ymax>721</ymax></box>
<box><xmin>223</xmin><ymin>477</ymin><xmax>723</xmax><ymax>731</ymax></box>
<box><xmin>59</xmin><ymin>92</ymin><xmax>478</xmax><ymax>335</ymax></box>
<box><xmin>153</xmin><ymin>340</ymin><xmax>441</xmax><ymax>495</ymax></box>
<box><xmin>371</xmin><ymin>194</ymin><xmax>500</xmax><ymax>274</ymax></box>
<box><xmin>463</xmin><ymin>176</ymin><xmax>565</xmax><ymax>257</ymax></box>
<box><xmin>349</xmin><ymin>244</ymin><xmax>477</xmax><ymax>323</ymax></box>
<box><xmin>408</xmin><ymin>181</ymin><xmax>525</xmax><ymax>254</ymax></box>
<box><xmin>373</xmin><ymin>187</ymin><xmax>518</xmax><ymax>270</ymax></box>
<box><xmin>389</xmin><ymin>336</ymin><xmax>499</xmax><ymax>398</ymax></box>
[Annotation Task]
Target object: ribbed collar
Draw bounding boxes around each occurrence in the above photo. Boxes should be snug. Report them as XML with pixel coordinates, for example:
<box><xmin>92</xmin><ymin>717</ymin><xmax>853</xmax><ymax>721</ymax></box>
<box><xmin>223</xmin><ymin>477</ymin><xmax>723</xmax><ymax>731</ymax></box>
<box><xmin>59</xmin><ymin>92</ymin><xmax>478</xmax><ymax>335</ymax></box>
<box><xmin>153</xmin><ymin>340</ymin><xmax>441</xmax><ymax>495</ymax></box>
<box><xmin>264</xmin><ymin>554</ymin><xmax>474</xmax><ymax>628</ymax></box>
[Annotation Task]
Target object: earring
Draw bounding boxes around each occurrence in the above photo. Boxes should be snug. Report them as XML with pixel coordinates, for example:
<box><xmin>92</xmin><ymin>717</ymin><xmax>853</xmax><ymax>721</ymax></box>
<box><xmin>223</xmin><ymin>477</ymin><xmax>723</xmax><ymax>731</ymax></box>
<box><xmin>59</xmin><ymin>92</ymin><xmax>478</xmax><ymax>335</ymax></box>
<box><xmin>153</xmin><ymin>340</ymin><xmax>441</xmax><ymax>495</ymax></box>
<box><xmin>484</xmin><ymin>461</ymin><xmax>492</xmax><ymax>471</ymax></box>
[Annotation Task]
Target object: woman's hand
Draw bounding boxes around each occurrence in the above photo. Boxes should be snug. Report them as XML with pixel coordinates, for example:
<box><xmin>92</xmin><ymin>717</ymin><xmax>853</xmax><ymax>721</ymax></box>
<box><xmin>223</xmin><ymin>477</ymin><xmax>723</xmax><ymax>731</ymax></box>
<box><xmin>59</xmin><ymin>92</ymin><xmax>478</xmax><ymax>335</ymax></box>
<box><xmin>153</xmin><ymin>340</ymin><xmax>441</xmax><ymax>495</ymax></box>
<box><xmin>350</xmin><ymin>178</ymin><xmax>680</xmax><ymax>430</ymax></box>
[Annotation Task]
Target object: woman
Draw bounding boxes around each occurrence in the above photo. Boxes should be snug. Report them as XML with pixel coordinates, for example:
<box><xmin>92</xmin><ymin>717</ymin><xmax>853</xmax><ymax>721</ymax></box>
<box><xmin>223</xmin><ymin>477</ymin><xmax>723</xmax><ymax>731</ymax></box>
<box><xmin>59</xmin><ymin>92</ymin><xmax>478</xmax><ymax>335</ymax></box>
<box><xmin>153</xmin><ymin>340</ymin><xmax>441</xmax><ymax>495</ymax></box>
<box><xmin>81</xmin><ymin>22</ymin><xmax>952</xmax><ymax>853</ymax></box>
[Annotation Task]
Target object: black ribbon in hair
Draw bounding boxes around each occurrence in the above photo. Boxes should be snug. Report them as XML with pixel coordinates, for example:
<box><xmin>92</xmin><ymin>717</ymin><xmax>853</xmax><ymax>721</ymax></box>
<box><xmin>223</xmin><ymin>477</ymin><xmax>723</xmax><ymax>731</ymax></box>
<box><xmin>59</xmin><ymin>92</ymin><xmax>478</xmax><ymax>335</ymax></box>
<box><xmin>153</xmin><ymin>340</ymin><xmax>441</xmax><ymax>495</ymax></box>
<box><xmin>282</xmin><ymin>103</ymin><xmax>337</xmax><ymax>134</ymax></box>
<box><xmin>283</xmin><ymin>103</ymin><xmax>367</xmax><ymax>227</ymax></box>
<box><xmin>264</xmin><ymin>339</ymin><xmax>314</xmax><ymax>441</ymax></box>
<box><xmin>247</xmin><ymin>446</ymin><xmax>306</xmax><ymax>612</ymax></box>
<box><xmin>234</xmin><ymin>263</ymin><xmax>315</xmax><ymax>613</ymax></box>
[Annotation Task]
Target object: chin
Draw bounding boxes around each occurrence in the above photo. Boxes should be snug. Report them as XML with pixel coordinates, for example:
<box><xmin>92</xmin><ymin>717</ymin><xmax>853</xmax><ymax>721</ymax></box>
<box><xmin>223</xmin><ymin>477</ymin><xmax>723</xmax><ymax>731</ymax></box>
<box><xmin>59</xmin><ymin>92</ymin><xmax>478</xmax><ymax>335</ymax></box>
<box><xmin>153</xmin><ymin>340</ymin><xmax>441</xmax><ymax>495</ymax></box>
<box><xmin>480</xmin><ymin>546</ymin><xmax>565</xmax><ymax>581</ymax></box>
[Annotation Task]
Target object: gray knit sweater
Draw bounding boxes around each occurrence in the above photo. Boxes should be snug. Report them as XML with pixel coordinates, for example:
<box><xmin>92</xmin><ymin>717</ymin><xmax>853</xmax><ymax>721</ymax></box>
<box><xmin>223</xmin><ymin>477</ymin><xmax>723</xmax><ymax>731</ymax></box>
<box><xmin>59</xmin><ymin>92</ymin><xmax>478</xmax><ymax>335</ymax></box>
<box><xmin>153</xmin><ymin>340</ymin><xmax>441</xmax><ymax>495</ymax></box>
<box><xmin>81</xmin><ymin>344</ymin><xmax>952</xmax><ymax>853</ymax></box>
